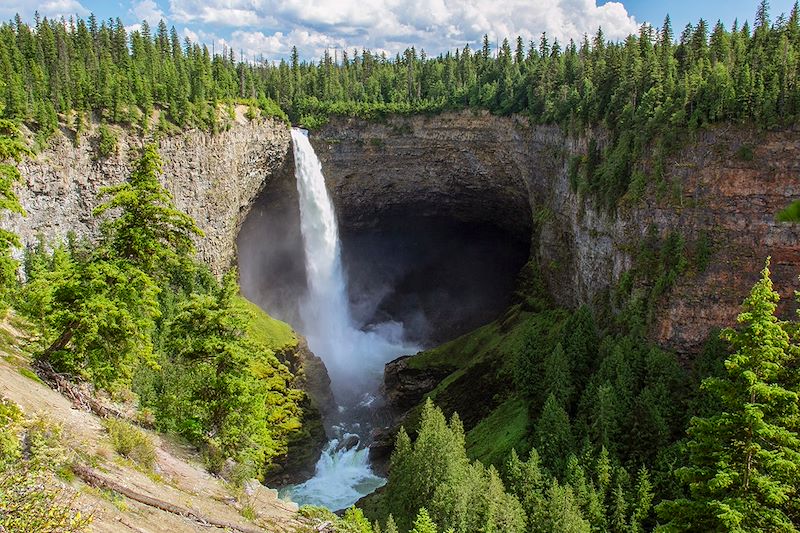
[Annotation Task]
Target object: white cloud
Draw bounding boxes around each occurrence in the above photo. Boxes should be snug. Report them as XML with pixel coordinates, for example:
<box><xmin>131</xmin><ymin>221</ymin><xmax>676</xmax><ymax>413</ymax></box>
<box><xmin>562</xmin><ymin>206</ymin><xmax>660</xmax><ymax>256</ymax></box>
<box><xmin>41</xmin><ymin>0</ymin><xmax>89</xmax><ymax>18</ymax></box>
<box><xmin>131</xmin><ymin>0</ymin><xmax>166</xmax><ymax>25</ymax></box>
<box><xmin>0</xmin><ymin>0</ymin><xmax>89</xmax><ymax>21</ymax></box>
<box><xmin>168</xmin><ymin>0</ymin><xmax>639</xmax><ymax>59</ymax></box>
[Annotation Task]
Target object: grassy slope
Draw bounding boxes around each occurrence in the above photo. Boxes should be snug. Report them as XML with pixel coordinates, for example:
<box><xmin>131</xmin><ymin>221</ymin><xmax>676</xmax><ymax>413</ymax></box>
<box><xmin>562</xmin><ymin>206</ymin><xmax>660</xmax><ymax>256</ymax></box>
<box><xmin>400</xmin><ymin>297</ymin><xmax>569</xmax><ymax>468</ymax></box>
<box><xmin>237</xmin><ymin>296</ymin><xmax>297</xmax><ymax>352</ymax></box>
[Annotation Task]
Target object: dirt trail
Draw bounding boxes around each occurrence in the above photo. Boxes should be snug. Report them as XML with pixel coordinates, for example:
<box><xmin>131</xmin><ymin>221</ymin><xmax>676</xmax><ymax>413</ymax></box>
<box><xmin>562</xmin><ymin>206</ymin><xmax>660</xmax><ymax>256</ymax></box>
<box><xmin>0</xmin><ymin>322</ymin><xmax>308</xmax><ymax>533</ymax></box>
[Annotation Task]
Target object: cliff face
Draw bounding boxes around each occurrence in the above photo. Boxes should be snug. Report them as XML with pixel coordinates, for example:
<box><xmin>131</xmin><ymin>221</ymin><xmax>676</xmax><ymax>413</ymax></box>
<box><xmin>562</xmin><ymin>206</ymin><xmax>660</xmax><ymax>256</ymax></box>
<box><xmin>14</xmin><ymin>111</ymin><xmax>800</xmax><ymax>355</ymax></box>
<box><xmin>311</xmin><ymin>112</ymin><xmax>800</xmax><ymax>354</ymax></box>
<box><xmin>10</xmin><ymin>115</ymin><xmax>292</xmax><ymax>275</ymax></box>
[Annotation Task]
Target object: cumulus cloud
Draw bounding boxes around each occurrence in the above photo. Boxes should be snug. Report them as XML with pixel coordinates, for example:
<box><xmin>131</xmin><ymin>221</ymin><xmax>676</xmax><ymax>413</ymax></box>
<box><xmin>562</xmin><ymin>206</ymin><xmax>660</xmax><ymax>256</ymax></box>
<box><xmin>131</xmin><ymin>0</ymin><xmax>166</xmax><ymax>25</ymax></box>
<box><xmin>168</xmin><ymin>0</ymin><xmax>639</xmax><ymax>59</ymax></box>
<box><xmin>1</xmin><ymin>0</ymin><xmax>89</xmax><ymax>20</ymax></box>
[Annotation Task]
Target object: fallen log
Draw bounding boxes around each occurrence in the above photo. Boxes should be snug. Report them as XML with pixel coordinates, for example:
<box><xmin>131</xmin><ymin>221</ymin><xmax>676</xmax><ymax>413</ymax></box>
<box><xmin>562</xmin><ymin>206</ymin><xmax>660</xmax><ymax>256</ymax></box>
<box><xmin>72</xmin><ymin>464</ymin><xmax>266</xmax><ymax>533</ymax></box>
<box><xmin>33</xmin><ymin>360</ymin><xmax>126</xmax><ymax>420</ymax></box>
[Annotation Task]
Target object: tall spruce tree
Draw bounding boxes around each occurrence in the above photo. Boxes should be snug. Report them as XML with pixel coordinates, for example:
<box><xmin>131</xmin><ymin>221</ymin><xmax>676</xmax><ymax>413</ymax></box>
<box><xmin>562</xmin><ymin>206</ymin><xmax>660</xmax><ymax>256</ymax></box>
<box><xmin>656</xmin><ymin>259</ymin><xmax>800</xmax><ymax>532</ymax></box>
<box><xmin>93</xmin><ymin>142</ymin><xmax>202</xmax><ymax>273</ymax></box>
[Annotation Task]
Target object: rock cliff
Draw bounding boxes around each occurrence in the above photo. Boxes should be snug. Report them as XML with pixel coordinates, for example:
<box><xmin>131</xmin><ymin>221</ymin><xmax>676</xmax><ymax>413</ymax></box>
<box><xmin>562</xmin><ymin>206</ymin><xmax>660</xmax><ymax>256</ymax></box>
<box><xmin>9</xmin><ymin>114</ymin><xmax>292</xmax><ymax>275</ymax></box>
<box><xmin>311</xmin><ymin>112</ymin><xmax>800</xmax><ymax>355</ymax></box>
<box><xmin>13</xmin><ymin>110</ymin><xmax>800</xmax><ymax>361</ymax></box>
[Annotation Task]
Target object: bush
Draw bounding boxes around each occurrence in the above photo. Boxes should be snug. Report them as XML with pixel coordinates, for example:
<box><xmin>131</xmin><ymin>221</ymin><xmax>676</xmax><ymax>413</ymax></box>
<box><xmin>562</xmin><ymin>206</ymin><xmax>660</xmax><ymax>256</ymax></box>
<box><xmin>776</xmin><ymin>199</ymin><xmax>800</xmax><ymax>222</ymax></box>
<box><xmin>0</xmin><ymin>468</ymin><xmax>92</xmax><ymax>532</ymax></box>
<box><xmin>103</xmin><ymin>418</ymin><xmax>156</xmax><ymax>469</ymax></box>
<box><xmin>298</xmin><ymin>113</ymin><xmax>329</xmax><ymax>130</ymax></box>
<box><xmin>0</xmin><ymin>398</ymin><xmax>22</xmax><ymax>469</ymax></box>
<box><xmin>96</xmin><ymin>123</ymin><xmax>118</xmax><ymax>158</ymax></box>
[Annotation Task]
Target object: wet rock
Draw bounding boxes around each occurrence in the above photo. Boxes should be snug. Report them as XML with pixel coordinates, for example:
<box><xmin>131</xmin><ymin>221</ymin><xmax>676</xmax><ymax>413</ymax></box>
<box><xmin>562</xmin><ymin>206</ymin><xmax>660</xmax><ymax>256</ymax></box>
<box><xmin>383</xmin><ymin>356</ymin><xmax>455</xmax><ymax>412</ymax></box>
<box><xmin>336</xmin><ymin>434</ymin><xmax>359</xmax><ymax>452</ymax></box>
<box><xmin>368</xmin><ymin>426</ymin><xmax>397</xmax><ymax>476</ymax></box>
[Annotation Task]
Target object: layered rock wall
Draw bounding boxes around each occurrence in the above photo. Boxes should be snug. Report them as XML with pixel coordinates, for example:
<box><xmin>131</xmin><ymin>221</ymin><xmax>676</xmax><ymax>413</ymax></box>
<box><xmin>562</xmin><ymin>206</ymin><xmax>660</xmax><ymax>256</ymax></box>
<box><xmin>312</xmin><ymin>112</ymin><xmax>800</xmax><ymax>354</ymax></box>
<box><xmin>9</xmin><ymin>115</ymin><xmax>292</xmax><ymax>275</ymax></box>
<box><xmin>11</xmin><ymin>110</ymin><xmax>800</xmax><ymax>355</ymax></box>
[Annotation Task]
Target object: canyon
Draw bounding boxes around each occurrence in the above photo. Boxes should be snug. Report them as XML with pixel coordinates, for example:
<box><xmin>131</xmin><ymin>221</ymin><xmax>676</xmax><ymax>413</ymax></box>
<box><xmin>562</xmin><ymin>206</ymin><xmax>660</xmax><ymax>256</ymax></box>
<box><xmin>11</xmin><ymin>110</ymin><xmax>800</xmax><ymax>484</ymax></box>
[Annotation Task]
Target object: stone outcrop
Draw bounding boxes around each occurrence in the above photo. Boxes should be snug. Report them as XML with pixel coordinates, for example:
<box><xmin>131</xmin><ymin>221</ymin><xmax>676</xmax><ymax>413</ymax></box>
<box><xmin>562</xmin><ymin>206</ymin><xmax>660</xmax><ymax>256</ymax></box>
<box><xmin>9</xmin><ymin>114</ymin><xmax>292</xmax><ymax>275</ymax></box>
<box><xmin>311</xmin><ymin>112</ymin><xmax>800</xmax><ymax>355</ymax></box>
<box><xmin>382</xmin><ymin>355</ymin><xmax>455</xmax><ymax>411</ymax></box>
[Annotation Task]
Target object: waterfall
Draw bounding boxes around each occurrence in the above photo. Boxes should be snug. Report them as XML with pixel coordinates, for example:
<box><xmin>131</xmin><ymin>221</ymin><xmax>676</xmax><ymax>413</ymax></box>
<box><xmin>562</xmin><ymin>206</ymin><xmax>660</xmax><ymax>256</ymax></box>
<box><xmin>284</xmin><ymin>128</ymin><xmax>413</xmax><ymax>510</ymax></box>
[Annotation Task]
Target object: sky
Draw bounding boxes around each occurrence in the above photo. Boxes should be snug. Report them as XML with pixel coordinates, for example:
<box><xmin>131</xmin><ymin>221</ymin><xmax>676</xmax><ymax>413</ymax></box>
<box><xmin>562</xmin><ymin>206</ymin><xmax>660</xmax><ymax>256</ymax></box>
<box><xmin>1</xmin><ymin>0</ymin><xmax>797</xmax><ymax>62</ymax></box>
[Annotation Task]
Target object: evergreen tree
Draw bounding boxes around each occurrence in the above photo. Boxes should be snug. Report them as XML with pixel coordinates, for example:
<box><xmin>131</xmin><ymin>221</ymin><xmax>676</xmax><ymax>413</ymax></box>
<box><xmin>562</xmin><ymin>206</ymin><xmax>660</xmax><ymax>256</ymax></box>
<box><xmin>0</xmin><ymin>119</ymin><xmax>28</xmax><ymax>309</ymax></box>
<box><xmin>28</xmin><ymin>244</ymin><xmax>160</xmax><ymax>387</ymax></box>
<box><xmin>542</xmin><ymin>480</ymin><xmax>591</xmax><ymax>533</ymax></box>
<box><xmin>535</xmin><ymin>393</ymin><xmax>574</xmax><ymax>474</ymax></box>
<box><xmin>544</xmin><ymin>342</ymin><xmax>573</xmax><ymax>409</ymax></box>
<box><xmin>656</xmin><ymin>259</ymin><xmax>800</xmax><ymax>532</ymax></box>
<box><xmin>93</xmin><ymin>143</ymin><xmax>202</xmax><ymax>272</ymax></box>
<box><xmin>157</xmin><ymin>270</ymin><xmax>302</xmax><ymax>476</ymax></box>
<box><xmin>410</xmin><ymin>508</ymin><xmax>438</xmax><ymax>533</ymax></box>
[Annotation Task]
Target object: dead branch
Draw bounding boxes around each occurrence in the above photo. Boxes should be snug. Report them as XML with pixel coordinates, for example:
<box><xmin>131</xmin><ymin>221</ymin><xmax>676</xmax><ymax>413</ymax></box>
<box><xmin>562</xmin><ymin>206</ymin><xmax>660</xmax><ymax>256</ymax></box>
<box><xmin>72</xmin><ymin>464</ymin><xmax>266</xmax><ymax>533</ymax></box>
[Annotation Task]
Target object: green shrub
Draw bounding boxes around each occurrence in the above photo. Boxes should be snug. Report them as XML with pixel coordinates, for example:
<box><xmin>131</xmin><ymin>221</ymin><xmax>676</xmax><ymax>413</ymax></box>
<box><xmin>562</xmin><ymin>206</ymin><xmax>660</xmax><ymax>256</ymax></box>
<box><xmin>257</xmin><ymin>96</ymin><xmax>289</xmax><ymax>124</ymax></box>
<box><xmin>96</xmin><ymin>123</ymin><xmax>118</xmax><ymax>158</ymax></box>
<box><xmin>298</xmin><ymin>113</ymin><xmax>329</xmax><ymax>130</ymax></box>
<box><xmin>0</xmin><ymin>398</ymin><xmax>22</xmax><ymax>468</ymax></box>
<box><xmin>776</xmin><ymin>199</ymin><xmax>800</xmax><ymax>222</ymax></box>
<box><xmin>0</xmin><ymin>468</ymin><xmax>92</xmax><ymax>532</ymax></box>
<box><xmin>734</xmin><ymin>144</ymin><xmax>754</xmax><ymax>161</ymax></box>
<box><xmin>102</xmin><ymin>418</ymin><xmax>156</xmax><ymax>469</ymax></box>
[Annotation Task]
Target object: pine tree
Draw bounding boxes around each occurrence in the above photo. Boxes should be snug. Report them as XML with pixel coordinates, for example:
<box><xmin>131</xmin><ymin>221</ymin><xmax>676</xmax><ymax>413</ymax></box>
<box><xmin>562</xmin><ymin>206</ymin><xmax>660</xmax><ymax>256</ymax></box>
<box><xmin>543</xmin><ymin>480</ymin><xmax>591</xmax><ymax>533</ymax></box>
<box><xmin>544</xmin><ymin>342</ymin><xmax>573</xmax><ymax>409</ymax></box>
<box><xmin>0</xmin><ymin>119</ymin><xmax>28</xmax><ymax>309</ymax></box>
<box><xmin>93</xmin><ymin>143</ymin><xmax>202</xmax><ymax>272</ymax></box>
<box><xmin>384</xmin><ymin>515</ymin><xmax>399</xmax><ymax>533</ymax></box>
<box><xmin>656</xmin><ymin>259</ymin><xmax>800</xmax><ymax>532</ymax></box>
<box><xmin>410</xmin><ymin>508</ymin><xmax>438</xmax><ymax>533</ymax></box>
<box><xmin>535</xmin><ymin>393</ymin><xmax>574</xmax><ymax>474</ymax></box>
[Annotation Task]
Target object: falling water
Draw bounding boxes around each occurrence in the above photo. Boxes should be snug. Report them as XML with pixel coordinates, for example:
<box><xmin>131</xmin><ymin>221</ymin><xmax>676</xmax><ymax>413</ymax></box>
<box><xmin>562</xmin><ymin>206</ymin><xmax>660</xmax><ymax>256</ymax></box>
<box><xmin>283</xmin><ymin>128</ymin><xmax>413</xmax><ymax>510</ymax></box>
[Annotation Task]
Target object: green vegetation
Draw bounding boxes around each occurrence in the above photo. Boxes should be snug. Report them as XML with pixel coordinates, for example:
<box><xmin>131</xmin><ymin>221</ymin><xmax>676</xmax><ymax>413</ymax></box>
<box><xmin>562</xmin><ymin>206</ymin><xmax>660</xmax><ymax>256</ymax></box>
<box><xmin>0</xmin><ymin>119</ymin><xmax>28</xmax><ymax>311</ymax></box>
<box><xmin>15</xmin><ymin>143</ymin><xmax>307</xmax><ymax>482</ymax></box>
<box><xmin>0</xmin><ymin>398</ymin><xmax>92</xmax><ymax>532</ymax></box>
<box><xmin>345</xmin><ymin>256</ymin><xmax>800</xmax><ymax>532</ymax></box>
<box><xmin>657</xmin><ymin>259</ymin><xmax>800</xmax><ymax>531</ymax></box>
<box><xmin>95</xmin><ymin>123</ymin><xmax>118</xmax><ymax>158</ymax></box>
<box><xmin>103</xmin><ymin>417</ymin><xmax>157</xmax><ymax>469</ymax></box>
<box><xmin>2</xmin><ymin>3</ymin><xmax>799</xmax><ymax>206</ymax></box>
<box><xmin>777</xmin><ymin>199</ymin><xmax>800</xmax><ymax>222</ymax></box>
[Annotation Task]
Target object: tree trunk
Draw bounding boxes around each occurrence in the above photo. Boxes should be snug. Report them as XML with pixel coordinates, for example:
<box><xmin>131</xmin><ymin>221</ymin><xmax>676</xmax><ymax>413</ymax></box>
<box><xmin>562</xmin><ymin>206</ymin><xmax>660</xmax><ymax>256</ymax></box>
<box><xmin>40</xmin><ymin>319</ymin><xmax>79</xmax><ymax>360</ymax></box>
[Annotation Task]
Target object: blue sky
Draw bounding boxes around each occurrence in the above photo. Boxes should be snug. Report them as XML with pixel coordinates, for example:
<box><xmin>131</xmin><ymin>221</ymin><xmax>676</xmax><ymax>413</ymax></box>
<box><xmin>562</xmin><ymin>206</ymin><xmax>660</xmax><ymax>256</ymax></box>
<box><xmin>2</xmin><ymin>1</ymin><xmax>797</xmax><ymax>61</ymax></box>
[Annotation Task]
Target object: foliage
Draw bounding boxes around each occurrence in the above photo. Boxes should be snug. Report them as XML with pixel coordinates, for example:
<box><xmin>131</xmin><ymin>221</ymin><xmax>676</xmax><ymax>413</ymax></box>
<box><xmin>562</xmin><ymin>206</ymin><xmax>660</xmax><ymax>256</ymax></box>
<box><xmin>776</xmin><ymin>199</ymin><xmax>800</xmax><ymax>222</ymax></box>
<box><xmin>656</xmin><ymin>259</ymin><xmax>800</xmax><ymax>532</ymax></box>
<box><xmin>0</xmin><ymin>468</ymin><xmax>92</xmax><ymax>532</ymax></box>
<box><xmin>0</xmin><ymin>397</ymin><xmax>22</xmax><ymax>469</ymax></box>
<box><xmin>136</xmin><ymin>270</ymin><xmax>303</xmax><ymax>479</ymax></box>
<box><xmin>0</xmin><ymin>119</ymin><xmax>28</xmax><ymax>310</ymax></box>
<box><xmin>95</xmin><ymin>123</ymin><xmax>118</xmax><ymax>158</ymax></box>
<box><xmin>3</xmin><ymin>7</ymin><xmax>800</xmax><ymax>204</ymax></box>
<box><xmin>384</xmin><ymin>399</ymin><xmax>526</xmax><ymax>533</ymax></box>
<box><xmin>18</xmin><ymin>142</ymin><xmax>305</xmax><ymax>478</ymax></box>
<box><xmin>24</xmin><ymin>247</ymin><xmax>160</xmax><ymax>387</ymax></box>
<box><xmin>93</xmin><ymin>143</ymin><xmax>203</xmax><ymax>272</ymax></box>
<box><xmin>102</xmin><ymin>417</ymin><xmax>156</xmax><ymax>469</ymax></box>
<box><xmin>0</xmin><ymin>398</ymin><xmax>91</xmax><ymax>532</ymax></box>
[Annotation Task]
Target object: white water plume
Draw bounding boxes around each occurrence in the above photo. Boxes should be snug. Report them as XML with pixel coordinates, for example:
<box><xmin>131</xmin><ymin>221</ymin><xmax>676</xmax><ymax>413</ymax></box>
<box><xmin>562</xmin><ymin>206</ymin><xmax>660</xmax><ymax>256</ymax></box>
<box><xmin>286</xmin><ymin>128</ymin><xmax>414</xmax><ymax>509</ymax></box>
